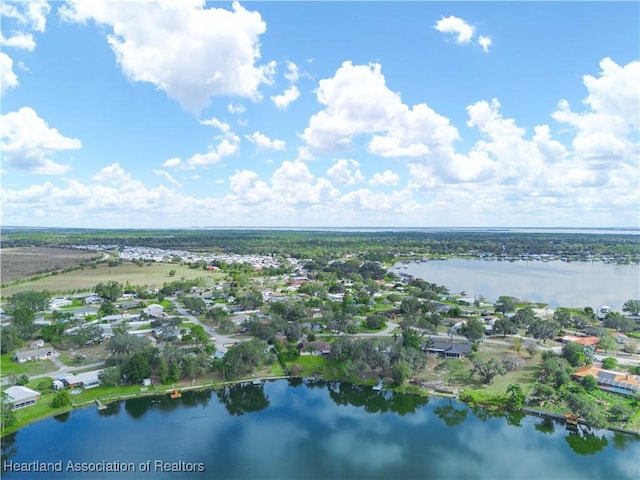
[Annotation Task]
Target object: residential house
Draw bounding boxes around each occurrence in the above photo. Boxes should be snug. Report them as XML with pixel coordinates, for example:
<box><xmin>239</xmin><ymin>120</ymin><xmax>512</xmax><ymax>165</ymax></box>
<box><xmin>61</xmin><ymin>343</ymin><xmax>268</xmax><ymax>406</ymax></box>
<box><xmin>54</xmin><ymin>370</ymin><xmax>103</xmax><ymax>390</ymax></box>
<box><xmin>557</xmin><ymin>335</ymin><xmax>599</xmax><ymax>346</ymax></box>
<box><xmin>298</xmin><ymin>341</ymin><xmax>331</xmax><ymax>356</ymax></box>
<box><xmin>143</xmin><ymin>304</ymin><xmax>164</xmax><ymax>318</ymax></box>
<box><xmin>572</xmin><ymin>365</ymin><xmax>640</xmax><ymax>396</ymax></box>
<box><xmin>14</xmin><ymin>347</ymin><xmax>59</xmax><ymax>363</ymax></box>
<box><xmin>425</xmin><ymin>341</ymin><xmax>472</xmax><ymax>359</ymax></box>
<box><xmin>30</xmin><ymin>339</ymin><xmax>45</xmax><ymax>349</ymax></box>
<box><xmin>5</xmin><ymin>386</ymin><xmax>41</xmax><ymax>409</ymax></box>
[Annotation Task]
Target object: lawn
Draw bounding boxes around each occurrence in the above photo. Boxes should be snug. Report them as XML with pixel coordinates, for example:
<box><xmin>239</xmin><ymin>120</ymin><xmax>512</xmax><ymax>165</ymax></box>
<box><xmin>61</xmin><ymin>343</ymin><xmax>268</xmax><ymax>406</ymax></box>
<box><xmin>287</xmin><ymin>355</ymin><xmax>327</xmax><ymax>377</ymax></box>
<box><xmin>1</xmin><ymin>262</ymin><xmax>225</xmax><ymax>297</ymax></box>
<box><xmin>0</xmin><ymin>354</ymin><xmax>58</xmax><ymax>378</ymax></box>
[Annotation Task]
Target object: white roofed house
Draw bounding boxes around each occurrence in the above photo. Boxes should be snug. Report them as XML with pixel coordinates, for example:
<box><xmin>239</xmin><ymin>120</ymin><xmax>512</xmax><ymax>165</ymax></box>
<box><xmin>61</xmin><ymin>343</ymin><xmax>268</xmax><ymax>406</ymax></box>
<box><xmin>14</xmin><ymin>347</ymin><xmax>59</xmax><ymax>363</ymax></box>
<box><xmin>4</xmin><ymin>386</ymin><xmax>41</xmax><ymax>410</ymax></box>
<box><xmin>143</xmin><ymin>304</ymin><xmax>165</xmax><ymax>318</ymax></box>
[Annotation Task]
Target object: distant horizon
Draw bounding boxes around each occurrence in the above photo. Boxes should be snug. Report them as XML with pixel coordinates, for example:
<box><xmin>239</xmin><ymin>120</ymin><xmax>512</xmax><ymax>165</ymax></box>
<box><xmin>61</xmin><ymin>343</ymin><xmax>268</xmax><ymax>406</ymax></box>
<box><xmin>2</xmin><ymin>225</ymin><xmax>639</xmax><ymax>233</ymax></box>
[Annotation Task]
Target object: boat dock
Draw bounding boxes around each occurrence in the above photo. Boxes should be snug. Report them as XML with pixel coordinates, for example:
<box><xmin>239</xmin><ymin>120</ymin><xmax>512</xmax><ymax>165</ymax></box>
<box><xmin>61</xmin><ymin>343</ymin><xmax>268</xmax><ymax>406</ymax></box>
<box><xmin>95</xmin><ymin>399</ymin><xmax>107</xmax><ymax>410</ymax></box>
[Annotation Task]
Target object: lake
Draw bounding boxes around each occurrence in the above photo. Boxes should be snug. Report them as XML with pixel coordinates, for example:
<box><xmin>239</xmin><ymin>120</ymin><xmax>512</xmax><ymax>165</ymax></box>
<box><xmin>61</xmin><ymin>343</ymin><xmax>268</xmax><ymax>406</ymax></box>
<box><xmin>2</xmin><ymin>380</ymin><xmax>638</xmax><ymax>479</ymax></box>
<box><xmin>391</xmin><ymin>259</ymin><xmax>640</xmax><ymax>309</ymax></box>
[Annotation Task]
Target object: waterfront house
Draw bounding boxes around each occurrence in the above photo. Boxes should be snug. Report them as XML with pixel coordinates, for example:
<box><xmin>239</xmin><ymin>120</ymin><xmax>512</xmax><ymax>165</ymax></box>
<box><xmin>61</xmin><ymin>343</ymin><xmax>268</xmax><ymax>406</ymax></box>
<box><xmin>5</xmin><ymin>386</ymin><xmax>41</xmax><ymax>409</ymax></box>
<box><xmin>557</xmin><ymin>335</ymin><xmax>599</xmax><ymax>346</ymax></box>
<box><xmin>55</xmin><ymin>370</ymin><xmax>102</xmax><ymax>390</ymax></box>
<box><xmin>572</xmin><ymin>365</ymin><xmax>640</xmax><ymax>396</ymax></box>
<box><xmin>14</xmin><ymin>347</ymin><xmax>59</xmax><ymax>363</ymax></box>
<box><xmin>425</xmin><ymin>341</ymin><xmax>472</xmax><ymax>359</ymax></box>
<box><xmin>298</xmin><ymin>341</ymin><xmax>331</xmax><ymax>356</ymax></box>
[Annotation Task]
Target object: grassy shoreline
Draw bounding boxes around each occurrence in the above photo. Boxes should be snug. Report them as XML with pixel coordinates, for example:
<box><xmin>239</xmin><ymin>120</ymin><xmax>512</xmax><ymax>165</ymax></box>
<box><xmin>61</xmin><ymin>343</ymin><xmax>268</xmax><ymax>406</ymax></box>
<box><xmin>4</xmin><ymin>371</ymin><xmax>638</xmax><ymax>438</ymax></box>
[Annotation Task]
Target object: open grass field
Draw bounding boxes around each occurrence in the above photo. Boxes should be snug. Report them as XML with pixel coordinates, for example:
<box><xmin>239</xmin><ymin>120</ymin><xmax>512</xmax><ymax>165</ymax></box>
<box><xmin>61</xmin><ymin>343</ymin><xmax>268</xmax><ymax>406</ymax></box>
<box><xmin>1</xmin><ymin>354</ymin><xmax>58</xmax><ymax>378</ymax></box>
<box><xmin>1</xmin><ymin>262</ymin><xmax>225</xmax><ymax>297</ymax></box>
<box><xmin>1</xmin><ymin>247</ymin><xmax>101</xmax><ymax>283</ymax></box>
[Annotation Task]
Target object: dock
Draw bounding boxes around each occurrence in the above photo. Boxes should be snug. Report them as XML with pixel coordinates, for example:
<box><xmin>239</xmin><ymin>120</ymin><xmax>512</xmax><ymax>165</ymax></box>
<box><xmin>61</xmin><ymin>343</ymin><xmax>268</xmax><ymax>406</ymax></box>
<box><xmin>373</xmin><ymin>380</ymin><xmax>383</xmax><ymax>391</ymax></box>
<box><xmin>170</xmin><ymin>388</ymin><xmax>181</xmax><ymax>399</ymax></box>
<box><xmin>95</xmin><ymin>399</ymin><xmax>107</xmax><ymax>410</ymax></box>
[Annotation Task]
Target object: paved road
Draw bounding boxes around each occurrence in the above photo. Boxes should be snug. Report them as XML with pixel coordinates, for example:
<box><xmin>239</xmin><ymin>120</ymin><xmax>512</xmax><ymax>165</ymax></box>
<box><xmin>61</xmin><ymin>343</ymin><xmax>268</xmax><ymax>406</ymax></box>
<box><xmin>172</xmin><ymin>303</ymin><xmax>246</xmax><ymax>352</ymax></box>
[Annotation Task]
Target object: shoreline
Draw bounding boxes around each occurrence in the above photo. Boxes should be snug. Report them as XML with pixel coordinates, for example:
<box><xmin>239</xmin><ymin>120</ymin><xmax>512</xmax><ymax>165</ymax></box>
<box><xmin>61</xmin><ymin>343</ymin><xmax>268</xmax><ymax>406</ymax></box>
<box><xmin>3</xmin><ymin>375</ymin><xmax>638</xmax><ymax>439</ymax></box>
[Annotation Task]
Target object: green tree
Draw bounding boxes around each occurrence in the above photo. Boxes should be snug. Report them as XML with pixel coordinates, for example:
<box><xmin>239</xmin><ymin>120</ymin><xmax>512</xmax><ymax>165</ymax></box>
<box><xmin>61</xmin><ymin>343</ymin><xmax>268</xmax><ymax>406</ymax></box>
<box><xmin>0</xmin><ymin>326</ymin><xmax>23</xmax><ymax>354</ymax></box>
<box><xmin>603</xmin><ymin>312</ymin><xmax>635</xmax><ymax>333</ymax></box>
<box><xmin>495</xmin><ymin>296</ymin><xmax>516</xmax><ymax>314</ymax></box>
<box><xmin>365</xmin><ymin>314</ymin><xmax>386</xmax><ymax>330</ymax></box>
<box><xmin>493</xmin><ymin>318</ymin><xmax>517</xmax><ymax>336</ymax></box>
<box><xmin>562</xmin><ymin>342</ymin><xmax>590</xmax><ymax>367</ymax></box>
<box><xmin>95</xmin><ymin>281</ymin><xmax>123</xmax><ymax>302</ymax></box>
<box><xmin>581</xmin><ymin>375</ymin><xmax>598</xmax><ymax>392</ymax></box>
<box><xmin>471</xmin><ymin>358</ymin><xmax>506</xmax><ymax>384</ymax></box>
<box><xmin>221</xmin><ymin>339</ymin><xmax>267</xmax><ymax>380</ymax></box>
<box><xmin>98</xmin><ymin>366</ymin><xmax>122</xmax><ymax>386</ymax></box>
<box><xmin>608</xmin><ymin>402</ymin><xmax>633</xmax><ymax>421</ymax></box>
<box><xmin>436</xmin><ymin>359</ymin><xmax>466</xmax><ymax>385</ymax></box>
<box><xmin>169</xmin><ymin>269</ymin><xmax>176</xmax><ymax>277</ymax></box>
<box><xmin>512</xmin><ymin>307</ymin><xmax>536</xmax><ymax>327</ymax></box>
<box><xmin>8</xmin><ymin>291</ymin><xmax>50</xmax><ymax>313</ymax></box>
<box><xmin>527</xmin><ymin>318</ymin><xmax>560</xmax><ymax>343</ymax></box>
<box><xmin>460</xmin><ymin>318</ymin><xmax>485</xmax><ymax>343</ymax></box>
<box><xmin>188</xmin><ymin>325</ymin><xmax>209</xmax><ymax>353</ymax></box>
<box><xmin>391</xmin><ymin>360</ymin><xmax>412</xmax><ymax>385</ymax></box>
<box><xmin>600</xmin><ymin>357</ymin><xmax>618</xmax><ymax>370</ymax></box>
<box><xmin>12</xmin><ymin>307</ymin><xmax>37</xmax><ymax>339</ymax></box>
<box><xmin>122</xmin><ymin>352</ymin><xmax>151</xmax><ymax>384</ymax></box>
<box><xmin>51</xmin><ymin>390</ymin><xmax>71</xmax><ymax>408</ymax></box>
<box><xmin>597</xmin><ymin>333</ymin><xmax>617</xmax><ymax>353</ymax></box>
<box><xmin>622</xmin><ymin>299</ymin><xmax>640</xmax><ymax>316</ymax></box>
<box><xmin>506</xmin><ymin>384</ymin><xmax>525</xmax><ymax>410</ymax></box>
<box><xmin>99</xmin><ymin>300</ymin><xmax>118</xmax><ymax>317</ymax></box>
<box><xmin>1</xmin><ymin>392</ymin><xmax>17</xmax><ymax>431</ymax></box>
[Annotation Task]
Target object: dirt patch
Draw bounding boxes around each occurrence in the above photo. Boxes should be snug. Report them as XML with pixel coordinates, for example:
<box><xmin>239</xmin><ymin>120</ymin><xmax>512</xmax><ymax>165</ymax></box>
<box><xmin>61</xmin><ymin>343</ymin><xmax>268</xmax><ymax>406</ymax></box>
<box><xmin>1</xmin><ymin>247</ymin><xmax>101</xmax><ymax>283</ymax></box>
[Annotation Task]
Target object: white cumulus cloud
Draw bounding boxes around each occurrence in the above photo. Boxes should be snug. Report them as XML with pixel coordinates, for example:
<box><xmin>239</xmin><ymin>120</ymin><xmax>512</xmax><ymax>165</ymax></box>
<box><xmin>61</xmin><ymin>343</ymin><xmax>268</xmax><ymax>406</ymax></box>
<box><xmin>60</xmin><ymin>0</ymin><xmax>273</xmax><ymax>112</ymax></box>
<box><xmin>326</xmin><ymin>159</ymin><xmax>364</xmax><ymax>186</ymax></box>
<box><xmin>0</xmin><ymin>0</ymin><xmax>50</xmax><ymax>32</ymax></box>
<box><xmin>369</xmin><ymin>170</ymin><xmax>400</xmax><ymax>186</ymax></box>
<box><xmin>245</xmin><ymin>131</ymin><xmax>286</xmax><ymax>151</ymax></box>
<box><xmin>434</xmin><ymin>15</ymin><xmax>475</xmax><ymax>44</ymax></box>
<box><xmin>0</xmin><ymin>107</ymin><xmax>81</xmax><ymax>174</ymax></box>
<box><xmin>0</xmin><ymin>52</ymin><xmax>19</xmax><ymax>94</ymax></box>
<box><xmin>434</xmin><ymin>15</ymin><xmax>492</xmax><ymax>52</ymax></box>
<box><xmin>271</xmin><ymin>85</ymin><xmax>300</xmax><ymax>110</ymax></box>
<box><xmin>0</xmin><ymin>32</ymin><xmax>36</xmax><ymax>51</ymax></box>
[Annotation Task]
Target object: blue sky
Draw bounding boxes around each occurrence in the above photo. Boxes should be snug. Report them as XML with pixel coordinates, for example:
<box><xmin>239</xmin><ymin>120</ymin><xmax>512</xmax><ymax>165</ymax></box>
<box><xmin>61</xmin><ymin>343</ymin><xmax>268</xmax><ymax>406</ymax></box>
<box><xmin>1</xmin><ymin>1</ymin><xmax>639</xmax><ymax>228</ymax></box>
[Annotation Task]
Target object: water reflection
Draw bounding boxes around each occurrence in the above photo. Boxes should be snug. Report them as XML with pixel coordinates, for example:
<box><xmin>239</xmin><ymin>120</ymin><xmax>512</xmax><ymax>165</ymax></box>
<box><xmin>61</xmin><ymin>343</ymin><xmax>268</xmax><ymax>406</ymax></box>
<box><xmin>565</xmin><ymin>427</ymin><xmax>609</xmax><ymax>456</ymax></box>
<box><xmin>534</xmin><ymin>417</ymin><xmax>556</xmax><ymax>434</ymax></box>
<box><xmin>53</xmin><ymin>411</ymin><xmax>71</xmax><ymax>423</ymax></box>
<box><xmin>433</xmin><ymin>398</ymin><xmax>468</xmax><ymax>427</ymax></box>
<box><xmin>326</xmin><ymin>382</ymin><xmax>429</xmax><ymax>415</ymax></box>
<box><xmin>215</xmin><ymin>383</ymin><xmax>270</xmax><ymax>416</ymax></box>
<box><xmin>1</xmin><ymin>381</ymin><xmax>638</xmax><ymax>480</ymax></box>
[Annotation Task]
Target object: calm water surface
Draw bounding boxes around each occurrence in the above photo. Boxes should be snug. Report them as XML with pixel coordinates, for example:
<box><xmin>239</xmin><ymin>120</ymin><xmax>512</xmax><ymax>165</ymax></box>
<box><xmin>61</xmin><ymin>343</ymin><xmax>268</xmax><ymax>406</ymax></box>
<box><xmin>2</xmin><ymin>380</ymin><xmax>638</xmax><ymax>479</ymax></box>
<box><xmin>392</xmin><ymin>259</ymin><xmax>640</xmax><ymax>309</ymax></box>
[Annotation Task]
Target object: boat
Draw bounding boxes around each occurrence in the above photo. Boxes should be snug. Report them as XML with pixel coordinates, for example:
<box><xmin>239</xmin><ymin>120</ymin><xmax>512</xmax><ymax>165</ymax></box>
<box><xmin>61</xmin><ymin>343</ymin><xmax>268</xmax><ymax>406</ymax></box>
<box><xmin>170</xmin><ymin>388</ymin><xmax>181</xmax><ymax>399</ymax></box>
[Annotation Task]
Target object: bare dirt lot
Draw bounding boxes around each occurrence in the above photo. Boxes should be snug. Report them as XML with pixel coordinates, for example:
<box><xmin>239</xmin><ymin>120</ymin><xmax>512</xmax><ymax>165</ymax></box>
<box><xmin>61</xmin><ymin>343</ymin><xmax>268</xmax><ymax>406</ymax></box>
<box><xmin>0</xmin><ymin>247</ymin><xmax>101</xmax><ymax>284</ymax></box>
